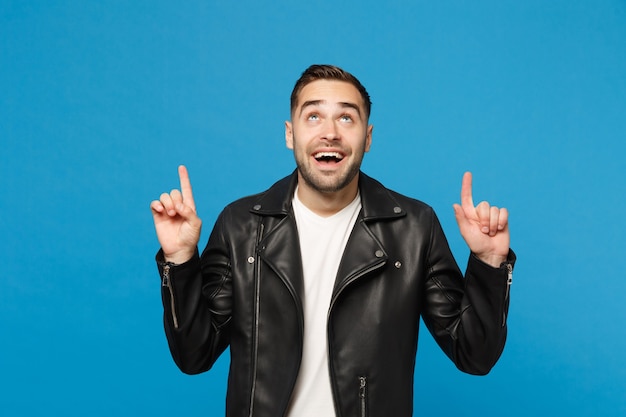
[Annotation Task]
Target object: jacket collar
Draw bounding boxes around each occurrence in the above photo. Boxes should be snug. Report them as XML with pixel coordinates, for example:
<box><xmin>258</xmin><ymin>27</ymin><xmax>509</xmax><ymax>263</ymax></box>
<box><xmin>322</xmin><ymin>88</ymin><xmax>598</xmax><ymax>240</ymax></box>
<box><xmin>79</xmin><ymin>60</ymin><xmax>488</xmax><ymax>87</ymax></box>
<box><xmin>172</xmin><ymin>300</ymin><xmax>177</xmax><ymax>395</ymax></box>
<box><xmin>250</xmin><ymin>170</ymin><xmax>406</xmax><ymax>221</ymax></box>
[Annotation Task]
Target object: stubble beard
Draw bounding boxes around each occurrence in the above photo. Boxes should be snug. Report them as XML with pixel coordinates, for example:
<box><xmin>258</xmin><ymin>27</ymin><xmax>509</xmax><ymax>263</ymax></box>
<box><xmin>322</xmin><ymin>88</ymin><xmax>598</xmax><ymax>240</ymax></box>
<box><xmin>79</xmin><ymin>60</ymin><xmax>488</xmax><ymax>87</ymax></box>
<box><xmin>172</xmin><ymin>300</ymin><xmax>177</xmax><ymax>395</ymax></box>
<box><xmin>293</xmin><ymin>137</ymin><xmax>367</xmax><ymax>194</ymax></box>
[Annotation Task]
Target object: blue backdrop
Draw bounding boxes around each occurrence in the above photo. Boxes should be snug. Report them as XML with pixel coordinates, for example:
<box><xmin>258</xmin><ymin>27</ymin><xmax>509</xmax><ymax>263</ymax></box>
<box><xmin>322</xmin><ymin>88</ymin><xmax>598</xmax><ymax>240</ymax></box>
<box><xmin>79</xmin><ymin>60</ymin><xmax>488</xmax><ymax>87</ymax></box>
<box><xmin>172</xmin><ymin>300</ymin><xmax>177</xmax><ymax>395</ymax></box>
<box><xmin>2</xmin><ymin>1</ymin><xmax>625</xmax><ymax>415</ymax></box>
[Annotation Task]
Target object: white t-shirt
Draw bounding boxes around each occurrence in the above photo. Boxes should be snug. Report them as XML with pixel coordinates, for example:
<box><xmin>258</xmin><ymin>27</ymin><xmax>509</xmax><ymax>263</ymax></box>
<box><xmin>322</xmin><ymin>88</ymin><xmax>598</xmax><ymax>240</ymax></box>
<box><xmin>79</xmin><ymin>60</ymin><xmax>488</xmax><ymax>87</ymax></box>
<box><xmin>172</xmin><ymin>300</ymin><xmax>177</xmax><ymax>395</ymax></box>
<box><xmin>286</xmin><ymin>188</ymin><xmax>362</xmax><ymax>417</ymax></box>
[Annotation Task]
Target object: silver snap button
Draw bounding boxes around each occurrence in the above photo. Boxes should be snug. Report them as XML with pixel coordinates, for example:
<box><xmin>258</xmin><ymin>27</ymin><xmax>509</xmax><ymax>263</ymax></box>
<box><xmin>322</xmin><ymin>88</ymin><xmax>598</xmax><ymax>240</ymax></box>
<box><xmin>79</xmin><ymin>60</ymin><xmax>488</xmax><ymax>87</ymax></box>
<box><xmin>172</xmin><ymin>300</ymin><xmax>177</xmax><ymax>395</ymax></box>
<box><xmin>247</xmin><ymin>256</ymin><xmax>255</xmax><ymax>264</ymax></box>
<box><xmin>375</xmin><ymin>250</ymin><xmax>384</xmax><ymax>258</ymax></box>
<box><xmin>253</xmin><ymin>204</ymin><xmax>261</xmax><ymax>210</ymax></box>
<box><xmin>393</xmin><ymin>206</ymin><xmax>402</xmax><ymax>213</ymax></box>
<box><xmin>395</xmin><ymin>261</ymin><xmax>402</xmax><ymax>269</ymax></box>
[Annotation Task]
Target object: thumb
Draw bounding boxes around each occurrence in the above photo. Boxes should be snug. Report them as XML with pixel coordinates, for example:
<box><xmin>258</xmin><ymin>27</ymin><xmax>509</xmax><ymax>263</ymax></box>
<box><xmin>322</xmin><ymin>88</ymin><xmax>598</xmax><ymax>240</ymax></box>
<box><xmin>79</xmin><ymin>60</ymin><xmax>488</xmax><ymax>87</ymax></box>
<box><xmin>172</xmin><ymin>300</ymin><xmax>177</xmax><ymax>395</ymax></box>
<box><xmin>453</xmin><ymin>203</ymin><xmax>468</xmax><ymax>228</ymax></box>
<box><xmin>176</xmin><ymin>202</ymin><xmax>202</xmax><ymax>228</ymax></box>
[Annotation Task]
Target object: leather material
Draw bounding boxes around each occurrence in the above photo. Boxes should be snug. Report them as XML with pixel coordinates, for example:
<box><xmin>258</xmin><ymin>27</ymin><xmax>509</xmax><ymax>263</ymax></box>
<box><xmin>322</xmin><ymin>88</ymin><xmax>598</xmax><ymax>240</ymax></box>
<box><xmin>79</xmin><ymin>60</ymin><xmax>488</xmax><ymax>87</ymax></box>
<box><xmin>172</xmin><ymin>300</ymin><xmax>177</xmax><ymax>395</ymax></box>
<box><xmin>158</xmin><ymin>171</ymin><xmax>515</xmax><ymax>417</ymax></box>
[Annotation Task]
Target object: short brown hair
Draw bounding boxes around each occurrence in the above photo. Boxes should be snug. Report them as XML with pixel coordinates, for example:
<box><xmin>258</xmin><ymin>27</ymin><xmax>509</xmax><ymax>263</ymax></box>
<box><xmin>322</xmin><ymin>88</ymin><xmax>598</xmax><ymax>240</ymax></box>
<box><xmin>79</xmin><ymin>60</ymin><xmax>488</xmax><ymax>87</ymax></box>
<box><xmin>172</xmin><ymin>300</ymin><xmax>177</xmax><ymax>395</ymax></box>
<box><xmin>290</xmin><ymin>64</ymin><xmax>372</xmax><ymax>119</ymax></box>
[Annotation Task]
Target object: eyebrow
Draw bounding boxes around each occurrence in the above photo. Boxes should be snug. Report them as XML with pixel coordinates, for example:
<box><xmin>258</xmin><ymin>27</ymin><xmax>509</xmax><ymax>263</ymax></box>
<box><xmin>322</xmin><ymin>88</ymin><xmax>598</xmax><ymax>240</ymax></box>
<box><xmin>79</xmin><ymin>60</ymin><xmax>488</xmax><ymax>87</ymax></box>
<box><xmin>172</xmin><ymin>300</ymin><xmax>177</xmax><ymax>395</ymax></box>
<box><xmin>299</xmin><ymin>100</ymin><xmax>362</xmax><ymax>118</ymax></box>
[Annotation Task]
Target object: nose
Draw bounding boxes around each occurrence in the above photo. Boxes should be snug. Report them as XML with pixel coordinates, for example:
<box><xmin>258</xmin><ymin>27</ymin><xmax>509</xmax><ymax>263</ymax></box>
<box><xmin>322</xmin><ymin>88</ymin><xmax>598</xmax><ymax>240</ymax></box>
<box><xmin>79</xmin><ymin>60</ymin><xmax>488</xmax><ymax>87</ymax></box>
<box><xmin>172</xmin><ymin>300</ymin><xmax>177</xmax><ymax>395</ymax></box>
<box><xmin>321</xmin><ymin>119</ymin><xmax>340</xmax><ymax>141</ymax></box>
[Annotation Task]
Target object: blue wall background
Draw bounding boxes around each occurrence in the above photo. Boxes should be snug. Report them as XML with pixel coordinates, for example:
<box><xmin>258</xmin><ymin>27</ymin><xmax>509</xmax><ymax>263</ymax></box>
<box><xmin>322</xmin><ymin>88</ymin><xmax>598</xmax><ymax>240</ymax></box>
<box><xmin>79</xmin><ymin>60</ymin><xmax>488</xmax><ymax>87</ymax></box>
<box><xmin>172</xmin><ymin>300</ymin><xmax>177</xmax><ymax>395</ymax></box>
<box><xmin>2</xmin><ymin>1</ymin><xmax>625</xmax><ymax>415</ymax></box>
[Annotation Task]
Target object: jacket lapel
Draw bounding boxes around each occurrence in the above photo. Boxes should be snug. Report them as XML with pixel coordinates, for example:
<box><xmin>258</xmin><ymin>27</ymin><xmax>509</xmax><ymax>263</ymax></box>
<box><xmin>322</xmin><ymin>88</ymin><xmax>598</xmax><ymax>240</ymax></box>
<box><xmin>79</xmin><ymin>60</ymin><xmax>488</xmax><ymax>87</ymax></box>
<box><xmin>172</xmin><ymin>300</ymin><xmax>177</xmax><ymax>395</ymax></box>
<box><xmin>332</xmin><ymin>219</ymin><xmax>387</xmax><ymax>294</ymax></box>
<box><xmin>333</xmin><ymin>173</ymin><xmax>407</xmax><ymax>293</ymax></box>
<box><xmin>258</xmin><ymin>215</ymin><xmax>304</xmax><ymax>306</ymax></box>
<box><xmin>249</xmin><ymin>171</ymin><xmax>407</xmax><ymax>306</ymax></box>
<box><xmin>250</xmin><ymin>172</ymin><xmax>304</xmax><ymax>306</ymax></box>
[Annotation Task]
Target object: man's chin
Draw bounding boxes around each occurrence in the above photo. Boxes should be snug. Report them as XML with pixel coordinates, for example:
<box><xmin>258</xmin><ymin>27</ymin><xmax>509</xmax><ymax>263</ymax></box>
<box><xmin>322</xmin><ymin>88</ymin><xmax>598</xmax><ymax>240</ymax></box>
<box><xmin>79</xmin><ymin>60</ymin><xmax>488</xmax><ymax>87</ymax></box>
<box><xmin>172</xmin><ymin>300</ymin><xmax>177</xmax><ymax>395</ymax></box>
<box><xmin>298</xmin><ymin>170</ymin><xmax>358</xmax><ymax>194</ymax></box>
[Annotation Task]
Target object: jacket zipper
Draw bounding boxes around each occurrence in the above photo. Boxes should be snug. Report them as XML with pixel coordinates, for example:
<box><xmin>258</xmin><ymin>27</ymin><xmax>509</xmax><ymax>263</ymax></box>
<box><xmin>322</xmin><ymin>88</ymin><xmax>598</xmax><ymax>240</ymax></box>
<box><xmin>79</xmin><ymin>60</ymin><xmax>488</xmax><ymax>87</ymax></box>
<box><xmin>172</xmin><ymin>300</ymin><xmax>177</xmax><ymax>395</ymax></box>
<box><xmin>327</xmin><ymin>258</ymin><xmax>383</xmax><ymax>416</ymax></box>
<box><xmin>502</xmin><ymin>263</ymin><xmax>513</xmax><ymax>327</ymax></box>
<box><xmin>248</xmin><ymin>222</ymin><xmax>264</xmax><ymax>417</ymax></box>
<box><xmin>359</xmin><ymin>376</ymin><xmax>367</xmax><ymax>417</ymax></box>
<box><xmin>162</xmin><ymin>264</ymin><xmax>179</xmax><ymax>329</ymax></box>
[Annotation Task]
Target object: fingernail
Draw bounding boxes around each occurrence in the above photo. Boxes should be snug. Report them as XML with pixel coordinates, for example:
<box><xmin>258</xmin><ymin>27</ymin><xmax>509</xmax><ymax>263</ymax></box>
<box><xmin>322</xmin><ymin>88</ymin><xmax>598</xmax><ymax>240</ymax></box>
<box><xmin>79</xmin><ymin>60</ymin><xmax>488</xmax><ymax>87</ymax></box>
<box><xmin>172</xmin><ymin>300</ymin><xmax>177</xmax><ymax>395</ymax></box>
<box><xmin>481</xmin><ymin>227</ymin><xmax>489</xmax><ymax>233</ymax></box>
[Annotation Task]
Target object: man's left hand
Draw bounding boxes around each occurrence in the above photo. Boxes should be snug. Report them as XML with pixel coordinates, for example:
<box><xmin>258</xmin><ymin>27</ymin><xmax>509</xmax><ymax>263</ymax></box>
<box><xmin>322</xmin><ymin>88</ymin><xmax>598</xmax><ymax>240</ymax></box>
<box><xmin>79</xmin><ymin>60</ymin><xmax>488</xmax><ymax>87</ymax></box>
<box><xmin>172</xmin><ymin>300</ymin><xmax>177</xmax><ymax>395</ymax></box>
<box><xmin>453</xmin><ymin>172</ymin><xmax>510</xmax><ymax>268</ymax></box>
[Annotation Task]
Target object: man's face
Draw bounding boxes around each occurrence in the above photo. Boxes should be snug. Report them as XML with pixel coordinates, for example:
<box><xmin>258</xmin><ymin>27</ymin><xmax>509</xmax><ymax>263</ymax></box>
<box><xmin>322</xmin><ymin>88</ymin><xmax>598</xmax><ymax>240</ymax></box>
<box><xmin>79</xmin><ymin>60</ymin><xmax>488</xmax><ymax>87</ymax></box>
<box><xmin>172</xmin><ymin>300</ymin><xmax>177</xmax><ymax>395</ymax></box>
<box><xmin>285</xmin><ymin>80</ymin><xmax>373</xmax><ymax>194</ymax></box>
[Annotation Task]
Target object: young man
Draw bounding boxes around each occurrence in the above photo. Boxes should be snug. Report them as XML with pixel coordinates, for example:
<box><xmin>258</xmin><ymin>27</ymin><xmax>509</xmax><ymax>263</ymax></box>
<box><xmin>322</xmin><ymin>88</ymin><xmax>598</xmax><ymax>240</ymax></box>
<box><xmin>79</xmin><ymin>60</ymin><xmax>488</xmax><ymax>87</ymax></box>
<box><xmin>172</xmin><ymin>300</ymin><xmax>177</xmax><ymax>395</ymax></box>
<box><xmin>151</xmin><ymin>64</ymin><xmax>515</xmax><ymax>417</ymax></box>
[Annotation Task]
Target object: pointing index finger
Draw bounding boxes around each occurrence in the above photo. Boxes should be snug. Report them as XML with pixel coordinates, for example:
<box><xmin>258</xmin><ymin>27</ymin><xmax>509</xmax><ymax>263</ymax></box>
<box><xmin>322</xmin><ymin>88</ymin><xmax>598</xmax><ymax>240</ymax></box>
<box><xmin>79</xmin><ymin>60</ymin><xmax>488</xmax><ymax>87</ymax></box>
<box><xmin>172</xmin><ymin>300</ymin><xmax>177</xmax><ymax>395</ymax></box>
<box><xmin>178</xmin><ymin>165</ymin><xmax>196</xmax><ymax>211</ymax></box>
<box><xmin>461</xmin><ymin>171</ymin><xmax>474</xmax><ymax>210</ymax></box>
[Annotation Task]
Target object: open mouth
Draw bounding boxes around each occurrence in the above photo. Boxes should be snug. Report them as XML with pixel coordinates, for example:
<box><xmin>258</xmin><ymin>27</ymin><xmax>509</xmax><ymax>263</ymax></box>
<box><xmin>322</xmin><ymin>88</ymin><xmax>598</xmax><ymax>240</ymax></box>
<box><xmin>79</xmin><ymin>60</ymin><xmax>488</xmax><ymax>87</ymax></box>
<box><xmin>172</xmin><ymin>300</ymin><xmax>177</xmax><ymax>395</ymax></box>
<box><xmin>313</xmin><ymin>151</ymin><xmax>345</xmax><ymax>164</ymax></box>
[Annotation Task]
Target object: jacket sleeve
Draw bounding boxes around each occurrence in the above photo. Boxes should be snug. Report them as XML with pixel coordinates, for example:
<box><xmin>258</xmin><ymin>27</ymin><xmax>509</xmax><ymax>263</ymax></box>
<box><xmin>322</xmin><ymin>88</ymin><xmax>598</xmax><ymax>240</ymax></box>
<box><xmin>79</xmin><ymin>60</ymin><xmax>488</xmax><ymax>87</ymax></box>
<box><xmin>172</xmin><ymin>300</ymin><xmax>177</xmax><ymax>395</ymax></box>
<box><xmin>421</xmin><ymin>211</ymin><xmax>515</xmax><ymax>375</ymax></box>
<box><xmin>157</xmin><ymin>211</ymin><xmax>233</xmax><ymax>375</ymax></box>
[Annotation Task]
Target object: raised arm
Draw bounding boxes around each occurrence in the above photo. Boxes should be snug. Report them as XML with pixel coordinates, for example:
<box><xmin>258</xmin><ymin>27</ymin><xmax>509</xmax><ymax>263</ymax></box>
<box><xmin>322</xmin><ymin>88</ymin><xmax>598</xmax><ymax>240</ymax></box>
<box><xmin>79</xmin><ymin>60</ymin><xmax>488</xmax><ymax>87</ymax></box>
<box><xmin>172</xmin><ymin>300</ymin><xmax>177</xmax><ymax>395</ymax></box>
<box><xmin>423</xmin><ymin>173</ymin><xmax>513</xmax><ymax>374</ymax></box>
<box><xmin>150</xmin><ymin>165</ymin><xmax>202</xmax><ymax>264</ymax></box>
<box><xmin>152</xmin><ymin>166</ymin><xmax>230</xmax><ymax>374</ymax></box>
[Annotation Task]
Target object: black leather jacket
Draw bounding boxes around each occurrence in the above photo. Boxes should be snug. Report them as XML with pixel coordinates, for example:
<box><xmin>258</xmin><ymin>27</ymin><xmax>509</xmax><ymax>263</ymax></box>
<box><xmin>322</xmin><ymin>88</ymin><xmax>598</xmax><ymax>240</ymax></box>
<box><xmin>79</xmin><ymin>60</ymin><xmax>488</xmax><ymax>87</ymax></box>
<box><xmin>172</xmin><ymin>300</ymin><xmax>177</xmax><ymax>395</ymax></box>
<box><xmin>158</xmin><ymin>171</ymin><xmax>515</xmax><ymax>417</ymax></box>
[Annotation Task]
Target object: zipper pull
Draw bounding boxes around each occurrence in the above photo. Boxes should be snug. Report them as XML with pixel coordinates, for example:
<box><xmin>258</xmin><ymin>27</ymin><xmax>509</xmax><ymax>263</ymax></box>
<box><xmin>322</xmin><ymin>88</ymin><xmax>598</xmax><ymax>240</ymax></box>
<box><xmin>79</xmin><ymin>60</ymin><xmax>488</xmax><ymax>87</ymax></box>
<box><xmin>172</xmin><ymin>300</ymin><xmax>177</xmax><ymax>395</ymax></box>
<box><xmin>162</xmin><ymin>264</ymin><xmax>171</xmax><ymax>287</ymax></box>
<box><xmin>161</xmin><ymin>263</ymin><xmax>179</xmax><ymax>328</ymax></box>
<box><xmin>359</xmin><ymin>376</ymin><xmax>367</xmax><ymax>398</ymax></box>
<box><xmin>506</xmin><ymin>263</ymin><xmax>513</xmax><ymax>286</ymax></box>
<box><xmin>359</xmin><ymin>376</ymin><xmax>367</xmax><ymax>417</ymax></box>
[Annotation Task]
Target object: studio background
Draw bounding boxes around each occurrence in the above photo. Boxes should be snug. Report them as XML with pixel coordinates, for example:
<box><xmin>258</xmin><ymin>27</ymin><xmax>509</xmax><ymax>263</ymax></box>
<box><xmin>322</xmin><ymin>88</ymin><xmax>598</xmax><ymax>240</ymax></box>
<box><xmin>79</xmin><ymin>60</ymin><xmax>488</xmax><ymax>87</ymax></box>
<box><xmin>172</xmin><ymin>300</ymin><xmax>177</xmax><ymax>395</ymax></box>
<box><xmin>2</xmin><ymin>1</ymin><xmax>625</xmax><ymax>415</ymax></box>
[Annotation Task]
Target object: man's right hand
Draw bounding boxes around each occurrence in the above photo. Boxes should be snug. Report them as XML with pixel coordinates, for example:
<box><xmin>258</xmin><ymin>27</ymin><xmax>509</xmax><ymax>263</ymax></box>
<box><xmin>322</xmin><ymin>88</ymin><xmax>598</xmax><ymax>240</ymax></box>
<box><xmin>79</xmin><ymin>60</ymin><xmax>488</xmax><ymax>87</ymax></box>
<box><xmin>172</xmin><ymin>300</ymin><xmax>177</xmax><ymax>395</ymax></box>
<box><xmin>150</xmin><ymin>165</ymin><xmax>202</xmax><ymax>264</ymax></box>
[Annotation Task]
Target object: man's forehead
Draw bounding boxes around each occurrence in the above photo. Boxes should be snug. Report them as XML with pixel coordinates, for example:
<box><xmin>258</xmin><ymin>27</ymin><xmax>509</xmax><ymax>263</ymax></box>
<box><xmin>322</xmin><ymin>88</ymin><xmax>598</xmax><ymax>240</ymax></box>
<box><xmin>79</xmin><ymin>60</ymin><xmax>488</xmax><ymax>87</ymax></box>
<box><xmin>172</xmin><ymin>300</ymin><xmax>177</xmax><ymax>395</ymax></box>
<box><xmin>296</xmin><ymin>80</ymin><xmax>364</xmax><ymax>108</ymax></box>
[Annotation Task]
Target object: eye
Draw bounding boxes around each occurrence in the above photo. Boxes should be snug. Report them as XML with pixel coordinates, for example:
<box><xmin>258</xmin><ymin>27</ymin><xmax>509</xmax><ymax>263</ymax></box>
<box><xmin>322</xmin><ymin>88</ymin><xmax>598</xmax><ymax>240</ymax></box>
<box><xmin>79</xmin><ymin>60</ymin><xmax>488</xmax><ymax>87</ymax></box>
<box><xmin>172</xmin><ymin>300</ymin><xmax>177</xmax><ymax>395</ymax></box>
<box><xmin>339</xmin><ymin>114</ymin><xmax>353</xmax><ymax>123</ymax></box>
<box><xmin>307</xmin><ymin>113</ymin><xmax>320</xmax><ymax>121</ymax></box>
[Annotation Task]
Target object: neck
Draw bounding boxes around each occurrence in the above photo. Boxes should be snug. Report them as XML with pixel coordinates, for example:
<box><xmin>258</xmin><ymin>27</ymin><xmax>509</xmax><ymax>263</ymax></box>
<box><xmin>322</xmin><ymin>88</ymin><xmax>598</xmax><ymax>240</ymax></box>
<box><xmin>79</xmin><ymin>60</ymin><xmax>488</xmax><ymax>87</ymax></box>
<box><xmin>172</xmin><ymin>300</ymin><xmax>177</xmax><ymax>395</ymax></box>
<box><xmin>295</xmin><ymin>174</ymin><xmax>360</xmax><ymax>217</ymax></box>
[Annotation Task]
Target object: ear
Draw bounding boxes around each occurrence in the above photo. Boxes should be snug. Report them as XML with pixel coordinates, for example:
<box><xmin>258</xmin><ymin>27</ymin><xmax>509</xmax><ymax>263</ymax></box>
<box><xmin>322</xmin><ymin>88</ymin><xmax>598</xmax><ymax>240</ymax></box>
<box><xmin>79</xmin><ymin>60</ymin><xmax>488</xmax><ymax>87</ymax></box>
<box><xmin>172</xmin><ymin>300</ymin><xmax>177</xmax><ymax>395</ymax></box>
<box><xmin>364</xmin><ymin>124</ymin><xmax>373</xmax><ymax>152</ymax></box>
<box><xmin>285</xmin><ymin>121</ymin><xmax>294</xmax><ymax>149</ymax></box>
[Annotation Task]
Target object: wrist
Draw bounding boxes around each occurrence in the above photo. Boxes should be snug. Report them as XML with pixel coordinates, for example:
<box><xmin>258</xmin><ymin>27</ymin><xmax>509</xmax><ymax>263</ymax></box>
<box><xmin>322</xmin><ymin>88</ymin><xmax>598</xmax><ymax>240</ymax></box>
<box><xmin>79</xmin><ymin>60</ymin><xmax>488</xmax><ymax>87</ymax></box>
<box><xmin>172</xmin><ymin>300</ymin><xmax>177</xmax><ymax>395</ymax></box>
<box><xmin>163</xmin><ymin>248</ymin><xmax>196</xmax><ymax>265</ymax></box>
<box><xmin>474</xmin><ymin>253</ymin><xmax>508</xmax><ymax>268</ymax></box>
